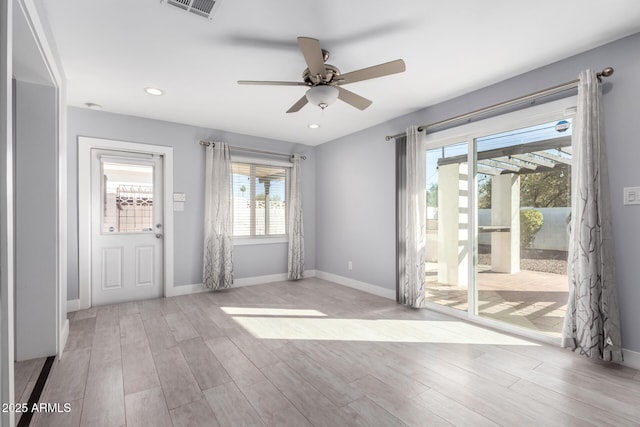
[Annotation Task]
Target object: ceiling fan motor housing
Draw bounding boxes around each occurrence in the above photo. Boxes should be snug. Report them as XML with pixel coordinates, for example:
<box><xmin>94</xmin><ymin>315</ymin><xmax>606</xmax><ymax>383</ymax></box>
<box><xmin>303</xmin><ymin>64</ymin><xmax>341</xmax><ymax>86</ymax></box>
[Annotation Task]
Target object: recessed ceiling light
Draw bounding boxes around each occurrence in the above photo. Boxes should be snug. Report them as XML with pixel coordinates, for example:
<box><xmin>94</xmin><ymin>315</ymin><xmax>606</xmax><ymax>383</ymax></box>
<box><xmin>84</xmin><ymin>102</ymin><xmax>102</xmax><ymax>110</ymax></box>
<box><xmin>308</xmin><ymin>124</ymin><xmax>320</xmax><ymax>129</ymax></box>
<box><xmin>144</xmin><ymin>87</ymin><xmax>164</xmax><ymax>96</ymax></box>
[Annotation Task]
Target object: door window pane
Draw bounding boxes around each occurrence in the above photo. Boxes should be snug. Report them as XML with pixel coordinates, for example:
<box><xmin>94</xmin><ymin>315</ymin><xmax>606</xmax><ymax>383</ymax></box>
<box><xmin>425</xmin><ymin>142</ymin><xmax>469</xmax><ymax>311</ymax></box>
<box><xmin>102</xmin><ymin>162</ymin><xmax>154</xmax><ymax>233</ymax></box>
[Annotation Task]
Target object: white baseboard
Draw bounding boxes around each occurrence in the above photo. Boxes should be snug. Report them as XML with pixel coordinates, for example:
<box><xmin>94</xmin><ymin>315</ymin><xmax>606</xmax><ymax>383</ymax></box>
<box><xmin>59</xmin><ymin>318</ymin><xmax>69</xmax><ymax>356</ymax></box>
<box><xmin>315</xmin><ymin>271</ymin><xmax>395</xmax><ymax>300</ymax></box>
<box><xmin>68</xmin><ymin>271</ymin><xmax>318</xmax><ymax>304</ymax></box>
<box><xmin>167</xmin><ymin>270</ymin><xmax>318</xmax><ymax>297</ymax></box>
<box><xmin>66</xmin><ymin>299</ymin><xmax>80</xmax><ymax>312</ymax></box>
<box><xmin>622</xmin><ymin>348</ymin><xmax>640</xmax><ymax>371</ymax></box>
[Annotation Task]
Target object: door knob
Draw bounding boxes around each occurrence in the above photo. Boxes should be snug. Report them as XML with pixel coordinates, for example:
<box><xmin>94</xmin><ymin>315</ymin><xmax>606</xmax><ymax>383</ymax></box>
<box><xmin>155</xmin><ymin>233</ymin><xmax>163</xmax><ymax>239</ymax></box>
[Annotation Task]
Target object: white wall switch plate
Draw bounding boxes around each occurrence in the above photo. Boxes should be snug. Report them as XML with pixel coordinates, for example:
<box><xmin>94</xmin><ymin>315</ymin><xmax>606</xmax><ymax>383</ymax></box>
<box><xmin>173</xmin><ymin>201</ymin><xmax>185</xmax><ymax>211</ymax></box>
<box><xmin>623</xmin><ymin>187</ymin><xmax>640</xmax><ymax>205</ymax></box>
<box><xmin>173</xmin><ymin>192</ymin><xmax>186</xmax><ymax>202</ymax></box>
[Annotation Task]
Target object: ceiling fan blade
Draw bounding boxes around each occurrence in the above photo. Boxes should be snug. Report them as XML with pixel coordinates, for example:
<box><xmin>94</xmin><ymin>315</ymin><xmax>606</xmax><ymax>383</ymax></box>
<box><xmin>297</xmin><ymin>37</ymin><xmax>326</xmax><ymax>76</ymax></box>
<box><xmin>238</xmin><ymin>80</ymin><xmax>308</xmax><ymax>86</ymax></box>
<box><xmin>337</xmin><ymin>87</ymin><xmax>372</xmax><ymax>111</ymax></box>
<box><xmin>337</xmin><ymin>59</ymin><xmax>406</xmax><ymax>85</ymax></box>
<box><xmin>286</xmin><ymin>95</ymin><xmax>308</xmax><ymax>113</ymax></box>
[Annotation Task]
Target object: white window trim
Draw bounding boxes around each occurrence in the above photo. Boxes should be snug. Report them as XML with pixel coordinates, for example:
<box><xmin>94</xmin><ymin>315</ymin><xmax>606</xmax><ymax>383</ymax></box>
<box><xmin>233</xmin><ymin>236</ymin><xmax>288</xmax><ymax>246</ymax></box>
<box><xmin>425</xmin><ymin>96</ymin><xmax>577</xmax><ymax>149</ymax></box>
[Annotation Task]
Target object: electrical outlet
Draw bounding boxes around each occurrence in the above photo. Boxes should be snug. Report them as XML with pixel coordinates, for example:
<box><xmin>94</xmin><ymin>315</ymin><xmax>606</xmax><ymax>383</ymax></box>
<box><xmin>348</xmin><ymin>261</ymin><xmax>353</xmax><ymax>270</ymax></box>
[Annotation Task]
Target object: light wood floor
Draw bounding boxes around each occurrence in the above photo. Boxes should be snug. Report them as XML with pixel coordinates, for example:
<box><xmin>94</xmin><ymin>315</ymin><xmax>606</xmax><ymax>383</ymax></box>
<box><xmin>33</xmin><ymin>278</ymin><xmax>640</xmax><ymax>427</ymax></box>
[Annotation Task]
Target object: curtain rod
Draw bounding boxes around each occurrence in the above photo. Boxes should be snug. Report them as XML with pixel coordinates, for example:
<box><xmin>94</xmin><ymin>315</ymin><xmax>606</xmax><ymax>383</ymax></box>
<box><xmin>385</xmin><ymin>67</ymin><xmax>614</xmax><ymax>141</ymax></box>
<box><xmin>199</xmin><ymin>141</ymin><xmax>307</xmax><ymax>160</ymax></box>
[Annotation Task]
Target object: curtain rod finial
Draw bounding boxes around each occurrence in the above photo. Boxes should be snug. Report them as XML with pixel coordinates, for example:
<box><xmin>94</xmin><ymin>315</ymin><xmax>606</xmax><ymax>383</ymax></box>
<box><xmin>598</xmin><ymin>67</ymin><xmax>614</xmax><ymax>80</ymax></box>
<box><xmin>601</xmin><ymin>67</ymin><xmax>614</xmax><ymax>77</ymax></box>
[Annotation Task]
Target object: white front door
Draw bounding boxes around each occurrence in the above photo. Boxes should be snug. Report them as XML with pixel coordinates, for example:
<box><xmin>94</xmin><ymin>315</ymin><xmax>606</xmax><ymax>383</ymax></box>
<box><xmin>90</xmin><ymin>149</ymin><xmax>164</xmax><ymax>305</ymax></box>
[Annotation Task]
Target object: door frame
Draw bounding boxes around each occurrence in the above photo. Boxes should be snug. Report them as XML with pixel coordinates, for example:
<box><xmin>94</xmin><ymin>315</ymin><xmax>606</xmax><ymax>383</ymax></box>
<box><xmin>418</xmin><ymin>97</ymin><xmax>578</xmax><ymax>346</ymax></box>
<box><xmin>78</xmin><ymin>136</ymin><xmax>174</xmax><ymax>309</ymax></box>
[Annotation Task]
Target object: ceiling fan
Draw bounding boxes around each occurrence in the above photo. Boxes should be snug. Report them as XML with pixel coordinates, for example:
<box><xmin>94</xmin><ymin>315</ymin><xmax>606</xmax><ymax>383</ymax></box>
<box><xmin>238</xmin><ymin>37</ymin><xmax>406</xmax><ymax>113</ymax></box>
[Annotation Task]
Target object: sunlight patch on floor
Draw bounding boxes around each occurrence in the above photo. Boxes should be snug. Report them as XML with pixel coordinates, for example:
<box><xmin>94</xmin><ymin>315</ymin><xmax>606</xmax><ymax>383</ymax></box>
<box><xmin>230</xmin><ymin>317</ymin><xmax>540</xmax><ymax>345</ymax></box>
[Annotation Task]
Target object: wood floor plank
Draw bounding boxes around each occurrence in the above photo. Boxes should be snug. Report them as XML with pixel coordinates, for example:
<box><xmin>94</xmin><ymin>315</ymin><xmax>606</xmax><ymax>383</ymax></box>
<box><xmin>42</xmin><ymin>348</ymin><xmax>91</xmax><ymax>403</ymax></box>
<box><xmin>205</xmin><ymin>336</ymin><xmax>266</xmax><ymax>388</ymax></box>
<box><xmin>121</xmin><ymin>337</ymin><xmax>160</xmax><ymax>395</ymax></box>
<box><xmin>73</xmin><ymin>307</ymin><xmax>97</xmax><ymax>322</ymax></box>
<box><xmin>284</xmin><ymin>353</ymin><xmax>363</xmax><ymax>406</ymax></box>
<box><xmin>413</xmin><ymin>389</ymin><xmax>499</xmax><ymax>427</ymax></box>
<box><xmin>170</xmin><ymin>398</ymin><xmax>221</xmax><ymax>427</ymax></box>
<box><xmin>65</xmin><ymin>317</ymin><xmax>96</xmax><ymax>351</ymax></box>
<box><xmin>203</xmin><ymin>382</ymin><xmax>264</xmax><ymax>427</ymax></box>
<box><xmin>124</xmin><ymin>387</ymin><xmax>173</xmax><ymax>427</ymax></box>
<box><xmin>260</xmin><ymin>362</ymin><xmax>352</xmax><ymax>427</ymax></box>
<box><xmin>342</xmin><ymin>396</ymin><xmax>407</xmax><ymax>427</ymax></box>
<box><xmin>153</xmin><ymin>346</ymin><xmax>203</xmax><ymax>410</ymax></box>
<box><xmin>80</xmin><ymin>362</ymin><xmax>125</xmax><ymax>427</ymax></box>
<box><xmin>95</xmin><ymin>305</ymin><xmax>120</xmax><ymax>330</ymax></box>
<box><xmin>142</xmin><ymin>315</ymin><xmax>178</xmax><ymax>354</ymax></box>
<box><xmin>183</xmin><ymin>309</ymin><xmax>225</xmax><ymax>340</ymax></box>
<box><xmin>352</xmin><ymin>375</ymin><xmax>452</xmax><ymax>427</ymax></box>
<box><xmin>508</xmin><ymin>378</ymin><xmax>637</xmax><ymax>427</ymax></box>
<box><xmin>179</xmin><ymin>337</ymin><xmax>232</xmax><ymax>390</ymax></box>
<box><xmin>229</xmin><ymin>334</ymin><xmax>281</xmax><ymax>369</ymax></box>
<box><xmin>164</xmin><ymin>311</ymin><xmax>199</xmax><ymax>342</ymax></box>
<box><xmin>240</xmin><ymin>380</ymin><xmax>312</xmax><ymax>427</ymax></box>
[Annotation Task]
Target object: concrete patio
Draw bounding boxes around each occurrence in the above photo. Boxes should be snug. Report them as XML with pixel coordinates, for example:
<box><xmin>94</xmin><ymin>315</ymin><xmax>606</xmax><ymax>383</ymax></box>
<box><xmin>426</xmin><ymin>267</ymin><xmax>568</xmax><ymax>337</ymax></box>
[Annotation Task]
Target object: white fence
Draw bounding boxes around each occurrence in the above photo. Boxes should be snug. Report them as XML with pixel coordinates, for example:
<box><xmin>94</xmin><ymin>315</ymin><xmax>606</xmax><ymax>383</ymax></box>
<box><xmin>233</xmin><ymin>198</ymin><xmax>286</xmax><ymax>235</ymax></box>
<box><xmin>426</xmin><ymin>207</ymin><xmax>570</xmax><ymax>259</ymax></box>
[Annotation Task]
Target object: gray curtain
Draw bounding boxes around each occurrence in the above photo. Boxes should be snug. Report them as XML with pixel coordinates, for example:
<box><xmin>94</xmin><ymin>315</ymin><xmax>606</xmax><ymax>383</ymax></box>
<box><xmin>562</xmin><ymin>70</ymin><xmax>622</xmax><ymax>361</ymax></box>
<box><xmin>203</xmin><ymin>142</ymin><xmax>233</xmax><ymax>290</ymax></box>
<box><xmin>287</xmin><ymin>154</ymin><xmax>304</xmax><ymax>279</ymax></box>
<box><xmin>397</xmin><ymin>126</ymin><xmax>426</xmax><ymax>308</ymax></box>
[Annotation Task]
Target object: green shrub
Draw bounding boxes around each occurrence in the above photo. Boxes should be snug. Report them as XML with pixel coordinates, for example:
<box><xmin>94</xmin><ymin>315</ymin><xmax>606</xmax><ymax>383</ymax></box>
<box><xmin>520</xmin><ymin>209</ymin><xmax>544</xmax><ymax>248</ymax></box>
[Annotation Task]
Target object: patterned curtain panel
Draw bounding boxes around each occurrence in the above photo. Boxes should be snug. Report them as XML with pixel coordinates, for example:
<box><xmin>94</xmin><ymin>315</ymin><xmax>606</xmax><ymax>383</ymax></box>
<box><xmin>562</xmin><ymin>70</ymin><xmax>623</xmax><ymax>361</ymax></box>
<box><xmin>203</xmin><ymin>142</ymin><xmax>233</xmax><ymax>290</ymax></box>
<box><xmin>288</xmin><ymin>154</ymin><xmax>305</xmax><ymax>280</ymax></box>
<box><xmin>398</xmin><ymin>126</ymin><xmax>426</xmax><ymax>308</ymax></box>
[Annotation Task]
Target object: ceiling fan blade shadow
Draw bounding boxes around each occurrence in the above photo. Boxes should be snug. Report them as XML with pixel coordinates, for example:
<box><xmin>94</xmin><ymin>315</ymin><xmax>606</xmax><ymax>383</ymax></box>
<box><xmin>297</xmin><ymin>37</ymin><xmax>326</xmax><ymax>76</ymax></box>
<box><xmin>286</xmin><ymin>95</ymin><xmax>308</xmax><ymax>113</ymax></box>
<box><xmin>337</xmin><ymin>87</ymin><xmax>372</xmax><ymax>110</ymax></box>
<box><xmin>338</xmin><ymin>59</ymin><xmax>406</xmax><ymax>85</ymax></box>
<box><xmin>238</xmin><ymin>80</ymin><xmax>308</xmax><ymax>86</ymax></box>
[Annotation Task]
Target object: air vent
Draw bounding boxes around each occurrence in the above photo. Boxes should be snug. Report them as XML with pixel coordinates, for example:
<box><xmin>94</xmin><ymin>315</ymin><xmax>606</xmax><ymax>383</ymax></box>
<box><xmin>162</xmin><ymin>0</ymin><xmax>218</xmax><ymax>20</ymax></box>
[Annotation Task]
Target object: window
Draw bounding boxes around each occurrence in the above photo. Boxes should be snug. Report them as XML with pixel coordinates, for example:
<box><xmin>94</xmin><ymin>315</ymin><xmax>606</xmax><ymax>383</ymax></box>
<box><xmin>102</xmin><ymin>161</ymin><xmax>155</xmax><ymax>233</ymax></box>
<box><xmin>232</xmin><ymin>162</ymin><xmax>288</xmax><ymax>237</ymax></box>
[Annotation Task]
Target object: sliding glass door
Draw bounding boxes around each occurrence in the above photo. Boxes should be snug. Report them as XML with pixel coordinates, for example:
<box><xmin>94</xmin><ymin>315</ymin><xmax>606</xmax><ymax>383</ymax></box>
<box><xmin>424</xmin><ymin>99</ymin><xmax>574</xmax><ymax>339</ymax></box>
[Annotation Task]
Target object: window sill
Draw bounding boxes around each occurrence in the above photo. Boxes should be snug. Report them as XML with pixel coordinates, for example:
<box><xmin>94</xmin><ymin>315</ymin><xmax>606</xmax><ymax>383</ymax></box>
<box><xmin>233</xmin><ymin>236</ymin><xmax>288</xmax><ymax>246</ymax></box>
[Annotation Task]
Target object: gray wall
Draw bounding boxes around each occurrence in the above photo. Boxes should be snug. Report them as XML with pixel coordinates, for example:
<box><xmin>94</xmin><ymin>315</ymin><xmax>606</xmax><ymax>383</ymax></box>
<box><xmin>14</xmin><ymin>80</ymin><xmax>57</xmax><ymax>360</ymax></box>
<box><xmin>316</xmin><ymin>32</ymin><xmax>640</xmax><ymax>352</ymax></box>
<box><xmin>67</xmin><ymin>107</ymin><xmax>316</xmax><ymax>299</ymax></box>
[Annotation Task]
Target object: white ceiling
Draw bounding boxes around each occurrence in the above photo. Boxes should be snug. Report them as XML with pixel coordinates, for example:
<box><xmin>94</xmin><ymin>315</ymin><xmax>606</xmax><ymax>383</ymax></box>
<box><xmin>36</xmin><ymin>0</ymin><xmax>640</xmax><ymax>146</ymax></box>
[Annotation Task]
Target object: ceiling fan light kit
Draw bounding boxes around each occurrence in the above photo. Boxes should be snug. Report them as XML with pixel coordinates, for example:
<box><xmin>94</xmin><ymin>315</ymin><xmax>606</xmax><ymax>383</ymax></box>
<box><xmin>238</xmin><ymin>37</ymin><xmax>406</xmax><ymax>114</ymax></box>
<box><xmin>305</xmin><ymin>85</ymin><xmax>339</xmax><ymax>109</ymax></box>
